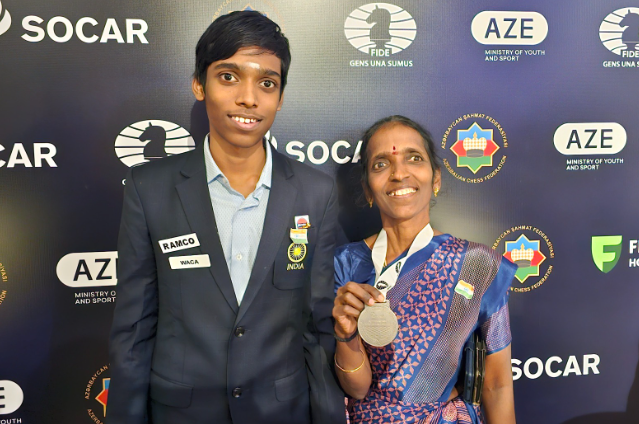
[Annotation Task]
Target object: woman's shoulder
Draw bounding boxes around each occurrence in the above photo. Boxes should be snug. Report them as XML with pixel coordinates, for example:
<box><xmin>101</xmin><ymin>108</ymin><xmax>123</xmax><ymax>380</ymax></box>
<box><xmin>335</xmin><ymin>240</ymin><xmax>371</xmax><ymax>260</ymax></box>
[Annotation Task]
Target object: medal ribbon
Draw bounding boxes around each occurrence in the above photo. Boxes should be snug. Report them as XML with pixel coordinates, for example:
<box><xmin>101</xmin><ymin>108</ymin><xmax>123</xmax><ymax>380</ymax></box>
<box><xmin>371</xmin><ymin>223</ymin><xmax>434</xmax><ymax>299</ymax></box>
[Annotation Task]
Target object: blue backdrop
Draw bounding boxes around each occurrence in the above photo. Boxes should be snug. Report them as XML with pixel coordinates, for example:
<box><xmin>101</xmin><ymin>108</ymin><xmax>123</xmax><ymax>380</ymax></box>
<box><xmin>1</xmin><ymin>1</ymin><xmax>638</xmax><ymax>423</ymax></box>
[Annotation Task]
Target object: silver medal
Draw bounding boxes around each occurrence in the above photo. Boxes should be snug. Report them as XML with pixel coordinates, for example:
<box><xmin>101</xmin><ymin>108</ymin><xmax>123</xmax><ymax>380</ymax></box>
<box><xmin>358</xmin><ymin>301</ymin><xmax>398</xmax><ymax>347</ymax></box>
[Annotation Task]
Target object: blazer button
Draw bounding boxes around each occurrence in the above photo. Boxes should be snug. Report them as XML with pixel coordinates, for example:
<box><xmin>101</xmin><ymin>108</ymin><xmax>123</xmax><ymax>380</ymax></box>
<box><xmin>232</xmin><ymin>387</ymin><xmax>242</xmax><ymax>398</ymax></box>
<box><xmin>234</xmin><ymin>326</ymin><xmax>245</xmax><ymax>337</ymax></box>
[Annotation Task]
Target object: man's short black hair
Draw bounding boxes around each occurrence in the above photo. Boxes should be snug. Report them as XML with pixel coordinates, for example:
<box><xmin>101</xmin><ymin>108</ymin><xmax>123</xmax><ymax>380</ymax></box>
<box><xmin>194</xmin><ymin>10</ymin><xmax>291</xmax><ymax>94</ymax></box>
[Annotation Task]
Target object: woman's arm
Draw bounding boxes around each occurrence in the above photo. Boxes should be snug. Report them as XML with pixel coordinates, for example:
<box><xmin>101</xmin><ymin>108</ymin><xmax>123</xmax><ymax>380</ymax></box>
<box><xmin>482</xmin><ymin>345</ymin><xmax>516</xmax><ymax>424</ymax></box>
<box><xmin>332</xmin><ymin>282</ymin><xmax>383</xmax><ymax>399</ymax></box>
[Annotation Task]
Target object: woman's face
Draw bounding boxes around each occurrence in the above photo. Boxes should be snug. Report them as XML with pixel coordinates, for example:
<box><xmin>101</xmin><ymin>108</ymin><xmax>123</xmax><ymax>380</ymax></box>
<box><xmin>366</xmin><ymin>123</ymin><xmax>441</xmax><ymax>227</ymax></box>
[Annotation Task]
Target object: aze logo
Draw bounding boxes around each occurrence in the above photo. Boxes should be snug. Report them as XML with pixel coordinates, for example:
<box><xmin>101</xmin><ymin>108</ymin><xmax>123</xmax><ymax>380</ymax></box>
<box><xmin>592</xmin><ymin>235</ymin><xmax>622</xmax><ymax>273</ymax></box>
<box><xmin>554</xmin><ymin>123</ymin><xmax>626</xmax><ymax>156</ymax></box>
<box><xmin>0</xmin><ymin>380</ymin><xmax>23</xmax><ymax>415</ymax></box>
<box><xmin>115</xmin><ymin>120</ymin><xmax>195</xmax><ymax>168</ymax></box>
<box><xmin>472</xmin><ymin>11</ymin><xmax>548</xmax><ymax>45</ymax></box>
<box><xmin>57</xmin><ymin>252</ymin><xmax>118</xmax><ymax>288</ymax></box>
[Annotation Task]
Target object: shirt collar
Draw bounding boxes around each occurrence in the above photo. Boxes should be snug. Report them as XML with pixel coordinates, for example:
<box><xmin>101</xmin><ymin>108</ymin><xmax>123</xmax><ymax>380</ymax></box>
<box><xmin>204</xmin><ymin>134</ymin><xmax>273</xmax><ymax>190</ymax></box>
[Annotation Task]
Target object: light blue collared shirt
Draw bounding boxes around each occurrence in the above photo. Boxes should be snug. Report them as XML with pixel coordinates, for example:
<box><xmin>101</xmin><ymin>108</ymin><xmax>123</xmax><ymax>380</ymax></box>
<box><xmin>204</xmin><ymin>135</ymin><xmax>272</xmax><ymax>304</ymax></box>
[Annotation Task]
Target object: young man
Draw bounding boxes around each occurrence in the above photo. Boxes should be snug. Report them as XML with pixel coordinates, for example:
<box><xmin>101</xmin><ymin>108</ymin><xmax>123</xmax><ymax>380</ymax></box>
<box><xmin>107</xmin><ymin>11</ymin><xmax>345</xmax><ymax>424</ymax></box>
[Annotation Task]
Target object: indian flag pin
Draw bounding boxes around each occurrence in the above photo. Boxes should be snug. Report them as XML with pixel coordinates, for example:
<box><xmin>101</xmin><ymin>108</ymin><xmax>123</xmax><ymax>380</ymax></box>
<box><xmin>454</xmin><ymin>280</ymin><xmax>475</xmax><ymax>300</ymax></box>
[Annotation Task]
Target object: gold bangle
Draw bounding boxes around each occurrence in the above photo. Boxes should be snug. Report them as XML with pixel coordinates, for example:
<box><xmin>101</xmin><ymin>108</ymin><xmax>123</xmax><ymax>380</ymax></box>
<box><xmin>335</xmin><ymin>347</ymin><xmax>366</xmax><ymax>373</ymax></box>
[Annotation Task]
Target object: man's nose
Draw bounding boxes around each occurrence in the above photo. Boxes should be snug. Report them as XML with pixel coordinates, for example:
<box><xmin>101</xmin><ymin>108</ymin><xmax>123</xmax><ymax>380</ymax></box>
<box><xmin>236</xmin><ymin>82</ymin><xmax>258</xmax><ymax>108</ymax></box>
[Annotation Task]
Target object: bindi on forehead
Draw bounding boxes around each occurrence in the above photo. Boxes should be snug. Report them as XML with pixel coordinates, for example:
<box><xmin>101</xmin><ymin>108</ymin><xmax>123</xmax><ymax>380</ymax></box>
<box><xmin>392</xmin><ymin>146</ymin><xmax>397</xmax><ymax>155</ymax></box>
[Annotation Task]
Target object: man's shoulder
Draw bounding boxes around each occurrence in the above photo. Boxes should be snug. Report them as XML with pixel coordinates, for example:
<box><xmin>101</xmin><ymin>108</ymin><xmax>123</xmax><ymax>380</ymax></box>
<box><xmin>129</xmin><ymin>147</ymin><xmax>199</xmax><ymax>182</ymax></box>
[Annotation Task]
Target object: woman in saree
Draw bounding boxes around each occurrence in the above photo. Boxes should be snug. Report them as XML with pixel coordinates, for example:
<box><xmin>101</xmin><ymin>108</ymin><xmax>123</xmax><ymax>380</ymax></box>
<box><xmin>332</xmin><ymin>116</ymin><xmax>517</xmax><ymax>424</ymax></box>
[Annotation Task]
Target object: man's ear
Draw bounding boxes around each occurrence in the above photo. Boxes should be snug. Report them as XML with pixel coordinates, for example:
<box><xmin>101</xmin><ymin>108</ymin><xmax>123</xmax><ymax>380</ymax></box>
<box><xmin>277</xmin><ymin>90</ymin><xmax>285</xmax><ymax>111</ymax></box>
<box><xmin>192</xmin><ymin>78</ymin><xmax>205</xmax><ymax>101</ymax></box>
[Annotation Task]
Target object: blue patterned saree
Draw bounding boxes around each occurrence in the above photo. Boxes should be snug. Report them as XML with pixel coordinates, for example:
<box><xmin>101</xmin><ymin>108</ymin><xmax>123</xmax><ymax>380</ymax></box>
<box><xmin>334</xmin><ymin>234</ymin><xmax>517</xmax><ymax>424</ymax></box>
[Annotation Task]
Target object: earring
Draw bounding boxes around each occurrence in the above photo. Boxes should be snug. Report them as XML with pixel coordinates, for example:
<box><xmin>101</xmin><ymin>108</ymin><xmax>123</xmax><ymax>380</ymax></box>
<box><xmin>434</xmin><ymin>187</ymin><xmax>440</xmax><ymax>197</ymax></box>
<box><xmin>368</xmin><ymin>198</ymin><xmax>373</xmax><ymax>208</ymax></box>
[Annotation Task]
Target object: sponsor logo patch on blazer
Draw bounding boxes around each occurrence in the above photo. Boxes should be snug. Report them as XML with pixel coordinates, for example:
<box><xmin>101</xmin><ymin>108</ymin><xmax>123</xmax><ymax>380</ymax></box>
<box><xmin>169</xmin><ymin>254</ymin><xmax>211</xmax><ymax>269</ymax></box>
<box><xmin>159</xmin><ymin>233</ymin><xmax>200</xmax><ymax>253</ymax></box>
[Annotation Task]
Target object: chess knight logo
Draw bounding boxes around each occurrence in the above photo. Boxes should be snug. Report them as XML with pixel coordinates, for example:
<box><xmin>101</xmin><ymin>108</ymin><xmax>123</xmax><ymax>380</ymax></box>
<box><xmin>493</xmin><ymin>226</ymin><xmax>554</xmax><ymax>293</ymax></box>
<box><xmin>114</xmin><ymin>120</ymin><xmax>195</xmax><ymax>168</ymax></box>
<box><xmin>344</xmin><ymin>3</ymin><xmax>417</xmax><ymax>55</ymax></box>
<box><xmin>600</xmin><ymin>7</ymin><xmax>639</xmax><ymax>57</ymax></box>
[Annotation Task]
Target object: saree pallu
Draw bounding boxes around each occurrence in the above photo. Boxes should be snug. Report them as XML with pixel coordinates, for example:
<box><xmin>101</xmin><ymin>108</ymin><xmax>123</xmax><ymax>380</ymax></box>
<box><xmin>335</xmin><ymin>235</ymin><xmax>516</xmax><ymax>424</ymax></box>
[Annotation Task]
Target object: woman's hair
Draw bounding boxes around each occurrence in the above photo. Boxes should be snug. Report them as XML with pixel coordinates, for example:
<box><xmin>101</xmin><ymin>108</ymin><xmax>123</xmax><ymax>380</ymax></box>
<box><xmin>360</xmin><ymin>115</ymin><xmax>440</xmax><ymax>194</ymax></box>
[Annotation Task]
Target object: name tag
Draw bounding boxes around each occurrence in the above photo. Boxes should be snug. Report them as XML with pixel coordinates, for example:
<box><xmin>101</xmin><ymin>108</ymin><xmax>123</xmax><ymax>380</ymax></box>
<box><xmin>169</xmin><ymin>254</ymin><xmax>211</xmax><ymax>269</ymax></box>
<box><xmin>159</xmin><ymin>233</ymin><xmax>200</xmax><ymax>253</ymax></box>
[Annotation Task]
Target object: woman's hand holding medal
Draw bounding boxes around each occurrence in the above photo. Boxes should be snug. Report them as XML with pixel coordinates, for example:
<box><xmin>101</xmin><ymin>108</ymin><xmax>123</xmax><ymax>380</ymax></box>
<box><xmin>333</xmin><ymin>282</ymin><xmax>384</xmax><ymax>340</ymax></box>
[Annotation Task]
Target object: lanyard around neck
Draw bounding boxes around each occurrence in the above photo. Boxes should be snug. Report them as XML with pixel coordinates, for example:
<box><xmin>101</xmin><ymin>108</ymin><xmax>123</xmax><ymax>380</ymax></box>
<box><xmin>371</xmin><ymin>223</ymin><xmax>434</xmax><ymax>298</ymax></box>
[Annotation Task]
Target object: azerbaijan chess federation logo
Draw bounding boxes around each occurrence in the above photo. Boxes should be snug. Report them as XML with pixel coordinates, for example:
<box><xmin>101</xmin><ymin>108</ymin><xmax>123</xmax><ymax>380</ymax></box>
<box><xmin>451</xmin><ymin>122</ymin><xmax>499</xmax><ymax>173</ymax></box>
<box><xmin>344</xmin><ymin>3</ymin><xmax>416</xmax><ymax>55</ymax></box>
<box><xmin>493</xmin><ymin>226</ymin><xmax>554</xmax><ymax>293</ymax></box>
<box><xmin>85</xmin><ymin>365</ymin><xmax>110</xmax><ymax>424</ymax></box>
<box><xmin>0</xmin><ymin>1</ymin><xmax>11</xmax><ymax>36</ymax></box>
<box><xmin>600</xmin><ymin>7</ymin><xmax>639</xmax><ymax>57</ymax></box>
<box><xmin>115</xmin><ymin>120</ymin><xmax>195</xmax><ymax>167</ymax></box>
<box><xmin>0</xmin><ymin>260</ymin><xmax>8</xmax><ymax>307</ymax></box>
<box><xmin>441</xmin><ymin>114</ymin><xmax>508</xmax><ymax>183</ymax></box>
<box><xmin>592</xmin><ymin>235</ymin><xmax>622</xmax><ymax>273</ymax></box>
<box><xmin>504</xmin><ymin>235</ymin><xmax>546</xmax><ymax>284</ymax></box>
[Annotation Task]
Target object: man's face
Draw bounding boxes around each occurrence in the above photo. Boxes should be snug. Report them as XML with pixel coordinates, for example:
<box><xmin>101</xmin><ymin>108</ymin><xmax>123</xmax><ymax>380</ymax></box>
<box><xmin>192</xmin><ymin>47</ymin><xmax>284</xmax><ymax>151</ymax></box>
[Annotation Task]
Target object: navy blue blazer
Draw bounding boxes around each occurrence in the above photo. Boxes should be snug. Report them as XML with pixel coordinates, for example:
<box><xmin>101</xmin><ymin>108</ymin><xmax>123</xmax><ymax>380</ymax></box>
<box><xmin>107</xmin><ymin>142</ymin><xmax>346</xmax><ymax>424</ymax></box>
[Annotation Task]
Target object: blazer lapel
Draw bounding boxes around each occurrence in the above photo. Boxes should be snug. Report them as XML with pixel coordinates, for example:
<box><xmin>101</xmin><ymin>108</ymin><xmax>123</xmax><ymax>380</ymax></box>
<box><xmin>176</xmin><ymin>144</ymin><xmax>239</xmax><ymax>314</ymax></box>
<box><xmin>236</xmin><ymin>149</ymin><xmax>297</xmax><ymax>322</ymax></box>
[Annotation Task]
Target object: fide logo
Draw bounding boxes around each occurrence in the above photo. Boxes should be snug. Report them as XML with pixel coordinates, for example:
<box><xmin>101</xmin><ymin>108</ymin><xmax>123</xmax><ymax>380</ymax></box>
<box><xmin>344</xmin><ymin>3</ymin><xmax>416</xmax><ymax>56</ymax></box>
<box><xmin>0</xmin><ymin>1</ymin><xmax>11</xmax><ymax>36</ymax></box>
<box><xmin>115</xmin><ymin>120</ymin><xmax>195</xmax><ymax>167</ymax></box>
<box><xmin>600</xmin><ymin>8</ymin><xmax>639</xmax><ymax>58</ymax></box>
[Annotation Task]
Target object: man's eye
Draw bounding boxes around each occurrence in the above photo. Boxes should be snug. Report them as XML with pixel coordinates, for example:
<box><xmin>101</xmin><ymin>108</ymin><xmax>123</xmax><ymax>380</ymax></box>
<box><xmin>221</xmin><ymin>73</ymin><xmax>234</xmax><ymax>81</ymax></box>
<box><xmin>262</xmin><ymin>80</ymin><xmax>275</xmax><ymax>88</ymax></box>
